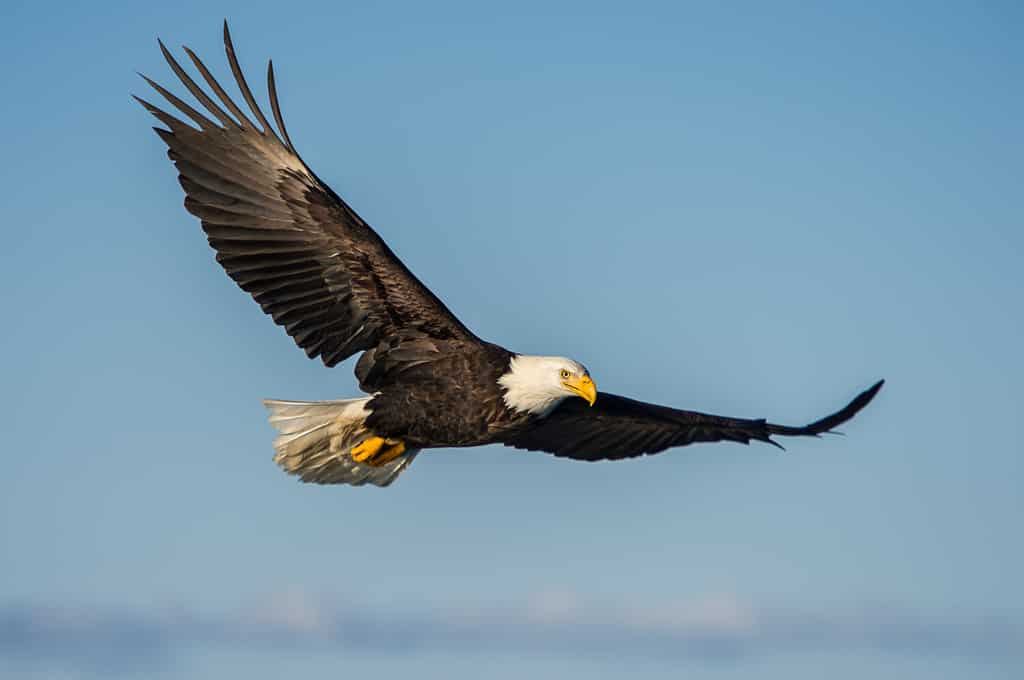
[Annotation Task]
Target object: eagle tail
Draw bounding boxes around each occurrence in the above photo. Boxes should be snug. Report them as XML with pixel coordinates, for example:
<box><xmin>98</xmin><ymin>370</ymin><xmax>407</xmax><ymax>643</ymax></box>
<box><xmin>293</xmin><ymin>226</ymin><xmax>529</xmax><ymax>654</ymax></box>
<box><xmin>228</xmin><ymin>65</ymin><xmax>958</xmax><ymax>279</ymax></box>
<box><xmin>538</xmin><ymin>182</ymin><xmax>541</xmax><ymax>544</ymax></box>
<box><xmin>263</xmin><ymin>397</ymin><xmax>418</xmax><ymax>487</ymax></box>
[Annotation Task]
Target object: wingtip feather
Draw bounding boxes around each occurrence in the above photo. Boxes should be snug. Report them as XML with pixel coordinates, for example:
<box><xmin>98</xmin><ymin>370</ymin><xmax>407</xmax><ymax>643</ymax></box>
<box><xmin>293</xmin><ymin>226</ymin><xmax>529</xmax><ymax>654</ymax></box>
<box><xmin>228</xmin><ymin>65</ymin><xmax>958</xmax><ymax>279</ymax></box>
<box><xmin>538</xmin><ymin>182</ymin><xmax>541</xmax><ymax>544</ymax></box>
<box><xmin>182</xmin><ymin>42</ymin><xmax>253</xmax><ymax>130</ymax></box>
<box><xmin>766</xmin><ymin>378</ymin><xmax>884</xmax><ymax>440</ymax></box>
<box><xmin>267</xmin><ymin>59</ymin><xmax>296</xmax><ymax>152</ymax></box>
<box><xmin>222</xmin><ymin>20</ymin><xmax>283</xmax><ymax>144</ymax></box>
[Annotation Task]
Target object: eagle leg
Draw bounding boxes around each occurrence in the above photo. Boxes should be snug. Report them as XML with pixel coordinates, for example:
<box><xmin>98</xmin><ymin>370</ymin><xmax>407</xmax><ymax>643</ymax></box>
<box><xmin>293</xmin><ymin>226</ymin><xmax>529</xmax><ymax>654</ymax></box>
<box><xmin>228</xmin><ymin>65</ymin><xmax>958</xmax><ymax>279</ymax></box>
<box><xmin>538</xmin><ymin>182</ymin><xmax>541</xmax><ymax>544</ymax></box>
<box><xmin>351</xmin><ymin>437</ymin><xmax>407</xmax><ymax>466</ymax></box>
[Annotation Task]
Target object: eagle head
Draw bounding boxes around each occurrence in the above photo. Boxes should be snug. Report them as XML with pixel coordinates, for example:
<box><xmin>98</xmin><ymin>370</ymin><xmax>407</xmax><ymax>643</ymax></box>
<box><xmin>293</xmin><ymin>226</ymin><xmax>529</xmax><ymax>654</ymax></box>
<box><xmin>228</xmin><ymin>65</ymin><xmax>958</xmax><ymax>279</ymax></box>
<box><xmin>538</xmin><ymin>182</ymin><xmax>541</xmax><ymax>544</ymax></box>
<box><xmin>499</xmin><ymin>354</ymin><xmax>597</xmax><ymax>416</ymax></box>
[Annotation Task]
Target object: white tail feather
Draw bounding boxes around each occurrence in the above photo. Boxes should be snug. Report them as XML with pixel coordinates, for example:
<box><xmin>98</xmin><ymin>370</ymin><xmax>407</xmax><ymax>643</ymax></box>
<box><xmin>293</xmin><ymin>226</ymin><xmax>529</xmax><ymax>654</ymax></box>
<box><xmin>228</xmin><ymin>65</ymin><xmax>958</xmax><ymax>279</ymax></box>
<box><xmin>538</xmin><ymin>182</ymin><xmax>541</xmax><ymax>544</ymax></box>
<box><xmin>263</xmin><ymin>397</ymin><xmax>418</xmax><ymax>487</ymax></box>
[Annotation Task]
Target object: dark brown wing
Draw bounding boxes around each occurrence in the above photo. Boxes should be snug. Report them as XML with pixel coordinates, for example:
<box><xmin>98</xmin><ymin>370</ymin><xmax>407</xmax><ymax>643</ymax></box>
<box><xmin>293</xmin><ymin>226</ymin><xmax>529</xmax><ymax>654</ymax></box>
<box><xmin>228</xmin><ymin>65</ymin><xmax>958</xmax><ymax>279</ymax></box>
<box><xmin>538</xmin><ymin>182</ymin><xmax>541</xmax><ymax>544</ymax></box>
<box><xmin>136</xmin><ymin>22</ymin><xmax>477</xmax><ymax>367</ymax></box>
<box><xmin>506</xmin><ymin>380</ymin><xmax>884</xmax><ymax>461</ymax></box>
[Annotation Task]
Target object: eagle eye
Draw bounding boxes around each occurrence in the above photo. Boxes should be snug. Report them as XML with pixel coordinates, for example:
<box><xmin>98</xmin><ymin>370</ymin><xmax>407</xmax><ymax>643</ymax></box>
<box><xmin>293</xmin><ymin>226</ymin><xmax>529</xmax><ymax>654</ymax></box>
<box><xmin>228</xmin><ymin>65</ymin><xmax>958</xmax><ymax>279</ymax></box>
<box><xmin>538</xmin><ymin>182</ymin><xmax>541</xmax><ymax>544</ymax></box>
<box><xmin>559</xmin><ymin>368</ymin><xmax>571</xmax><ymax>379</ymax></box>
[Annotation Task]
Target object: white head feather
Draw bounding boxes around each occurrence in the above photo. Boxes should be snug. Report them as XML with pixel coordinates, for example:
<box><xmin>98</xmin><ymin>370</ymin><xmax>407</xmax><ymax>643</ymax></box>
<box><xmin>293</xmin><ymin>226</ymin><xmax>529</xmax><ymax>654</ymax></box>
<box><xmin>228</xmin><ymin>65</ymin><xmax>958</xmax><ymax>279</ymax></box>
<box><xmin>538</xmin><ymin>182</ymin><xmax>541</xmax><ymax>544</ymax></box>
<box><xmin>499</xmin><ymin>354</ymin><xmax>591</xmax><ymax>416</ymax></box>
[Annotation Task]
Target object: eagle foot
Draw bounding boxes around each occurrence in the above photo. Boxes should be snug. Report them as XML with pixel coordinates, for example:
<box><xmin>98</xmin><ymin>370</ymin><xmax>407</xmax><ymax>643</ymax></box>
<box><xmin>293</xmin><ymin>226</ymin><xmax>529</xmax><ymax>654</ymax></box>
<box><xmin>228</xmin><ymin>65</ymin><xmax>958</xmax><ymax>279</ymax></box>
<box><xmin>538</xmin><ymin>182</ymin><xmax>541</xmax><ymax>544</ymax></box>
<box><xmin>351</xmin><ymin>437</ymin><xmax>407</xmax><ymax>466</ymax></box>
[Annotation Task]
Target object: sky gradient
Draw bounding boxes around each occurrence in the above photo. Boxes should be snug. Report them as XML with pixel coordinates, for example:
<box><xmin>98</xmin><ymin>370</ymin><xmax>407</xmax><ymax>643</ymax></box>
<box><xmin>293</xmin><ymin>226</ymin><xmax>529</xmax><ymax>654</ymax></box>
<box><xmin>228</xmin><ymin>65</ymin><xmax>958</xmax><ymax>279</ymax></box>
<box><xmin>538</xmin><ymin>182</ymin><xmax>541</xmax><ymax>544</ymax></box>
<box><xmin>2</xmin><ymin>1</ymin><xmax>1022</xmax><ymax>678</ymax></box>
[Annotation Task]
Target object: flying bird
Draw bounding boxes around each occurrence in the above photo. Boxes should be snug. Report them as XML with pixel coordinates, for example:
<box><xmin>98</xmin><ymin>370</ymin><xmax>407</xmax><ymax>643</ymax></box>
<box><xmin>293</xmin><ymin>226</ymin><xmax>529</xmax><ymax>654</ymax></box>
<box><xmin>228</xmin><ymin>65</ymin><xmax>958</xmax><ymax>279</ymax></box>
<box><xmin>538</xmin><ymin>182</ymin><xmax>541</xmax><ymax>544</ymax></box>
<box><xmin>137</xmin><ymin>23</ymin><xmax>884</xmax><ymax>487</ymax></box>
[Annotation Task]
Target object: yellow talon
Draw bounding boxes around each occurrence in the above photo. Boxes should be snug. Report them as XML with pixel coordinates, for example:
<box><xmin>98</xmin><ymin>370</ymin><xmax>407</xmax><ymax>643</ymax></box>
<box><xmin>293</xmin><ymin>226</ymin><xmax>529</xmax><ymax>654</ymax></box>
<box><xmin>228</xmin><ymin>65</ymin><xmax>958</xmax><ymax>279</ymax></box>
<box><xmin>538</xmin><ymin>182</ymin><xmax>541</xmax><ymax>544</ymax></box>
<box><xmin>373</xmin><ymin>441</ymin><xmax>407</xmax><ymax>466</ymax></box>
<box><xmin>351</xmin><ymin>437</ymin><xmax>407</xmax><ymax>466</ymax></box>
<box><xmin>351</xmin><ymin>436</ymin><xmax>385</xmax><ymax>462</ymax></box>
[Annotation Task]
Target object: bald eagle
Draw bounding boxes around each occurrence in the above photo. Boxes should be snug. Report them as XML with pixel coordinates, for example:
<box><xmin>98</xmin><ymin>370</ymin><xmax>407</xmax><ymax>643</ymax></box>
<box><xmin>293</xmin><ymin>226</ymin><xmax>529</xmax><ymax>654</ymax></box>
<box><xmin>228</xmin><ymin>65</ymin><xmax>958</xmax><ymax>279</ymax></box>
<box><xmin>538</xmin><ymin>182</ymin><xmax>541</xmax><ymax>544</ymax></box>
<box><xmin>137</xmin><ymin>24</ymin><xmax>883</xmax><ymax>487</ymax></box>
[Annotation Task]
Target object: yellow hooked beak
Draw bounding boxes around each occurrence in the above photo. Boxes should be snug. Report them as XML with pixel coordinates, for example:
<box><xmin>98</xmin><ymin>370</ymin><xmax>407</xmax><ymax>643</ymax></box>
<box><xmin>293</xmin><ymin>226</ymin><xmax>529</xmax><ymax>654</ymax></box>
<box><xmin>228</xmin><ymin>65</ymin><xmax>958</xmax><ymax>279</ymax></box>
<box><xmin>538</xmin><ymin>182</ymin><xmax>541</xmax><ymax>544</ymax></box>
<box><xmin>563</xmin><ymin>374</ymin><xmax>597</xmax><ymax>406</ymax></box>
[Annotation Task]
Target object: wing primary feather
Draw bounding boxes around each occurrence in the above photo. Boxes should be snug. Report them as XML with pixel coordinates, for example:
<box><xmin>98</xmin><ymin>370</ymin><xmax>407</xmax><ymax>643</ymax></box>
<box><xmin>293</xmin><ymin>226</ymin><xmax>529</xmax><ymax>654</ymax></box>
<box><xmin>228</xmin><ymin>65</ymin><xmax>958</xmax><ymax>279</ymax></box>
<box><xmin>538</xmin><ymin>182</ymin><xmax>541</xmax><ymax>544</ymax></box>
<box><xmin>767</xmin><ymin>379</ymin><xmax>885</xmax><ymax>437</ymax></box>
<box><xmin>182</xmin><ymin>45</ymin><xmax>256</xmax><ymax>130</ymax></box>
<box><xmin>222</xmin><ymin>20</ymin><xmax>283</xmax><ymax>144</ymax></box>
<box><xmin>157</xmin><ymin>39</ymin><xmax>238</xmax><ymax>129</ymax></box>
<box><xmin>133</xmin><ymin>95</ymin><xmax>195</xmax><ymax>133</ymax></box>
<box><xmin>138</xmin><ymin>75</ymin><xmax>217</xmax><ymax>130</ymax></box>
<box><xmin>267</xmin><ymin>59</ymin><xmax>296</xmax><ymax>152</ymax></box>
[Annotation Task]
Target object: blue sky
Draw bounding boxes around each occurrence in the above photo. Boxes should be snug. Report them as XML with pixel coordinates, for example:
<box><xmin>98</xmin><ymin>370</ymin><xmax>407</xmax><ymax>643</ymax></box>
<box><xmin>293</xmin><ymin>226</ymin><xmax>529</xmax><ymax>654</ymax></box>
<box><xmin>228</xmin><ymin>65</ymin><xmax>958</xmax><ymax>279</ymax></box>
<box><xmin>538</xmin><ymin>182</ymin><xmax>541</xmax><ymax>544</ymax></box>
<box><xmin>1</xmin><ymin>1</ymin><xmax>1022</xmax><ymax>678</ymax></box>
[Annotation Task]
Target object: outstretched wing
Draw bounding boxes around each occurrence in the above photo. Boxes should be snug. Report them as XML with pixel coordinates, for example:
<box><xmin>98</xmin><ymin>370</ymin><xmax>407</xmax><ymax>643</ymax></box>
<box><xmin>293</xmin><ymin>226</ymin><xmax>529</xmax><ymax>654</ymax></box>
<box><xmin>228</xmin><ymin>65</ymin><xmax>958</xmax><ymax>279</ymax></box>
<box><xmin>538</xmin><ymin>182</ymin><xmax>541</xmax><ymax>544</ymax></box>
<box><xmin>136</xmin><ymin>22</ymin><xmax>476</xmax><ymax>367</ymax></box>
<box><xmin>506</xmin><ymin>380</ymin><xmax>884</xmax><ymax>461</ymax></box>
